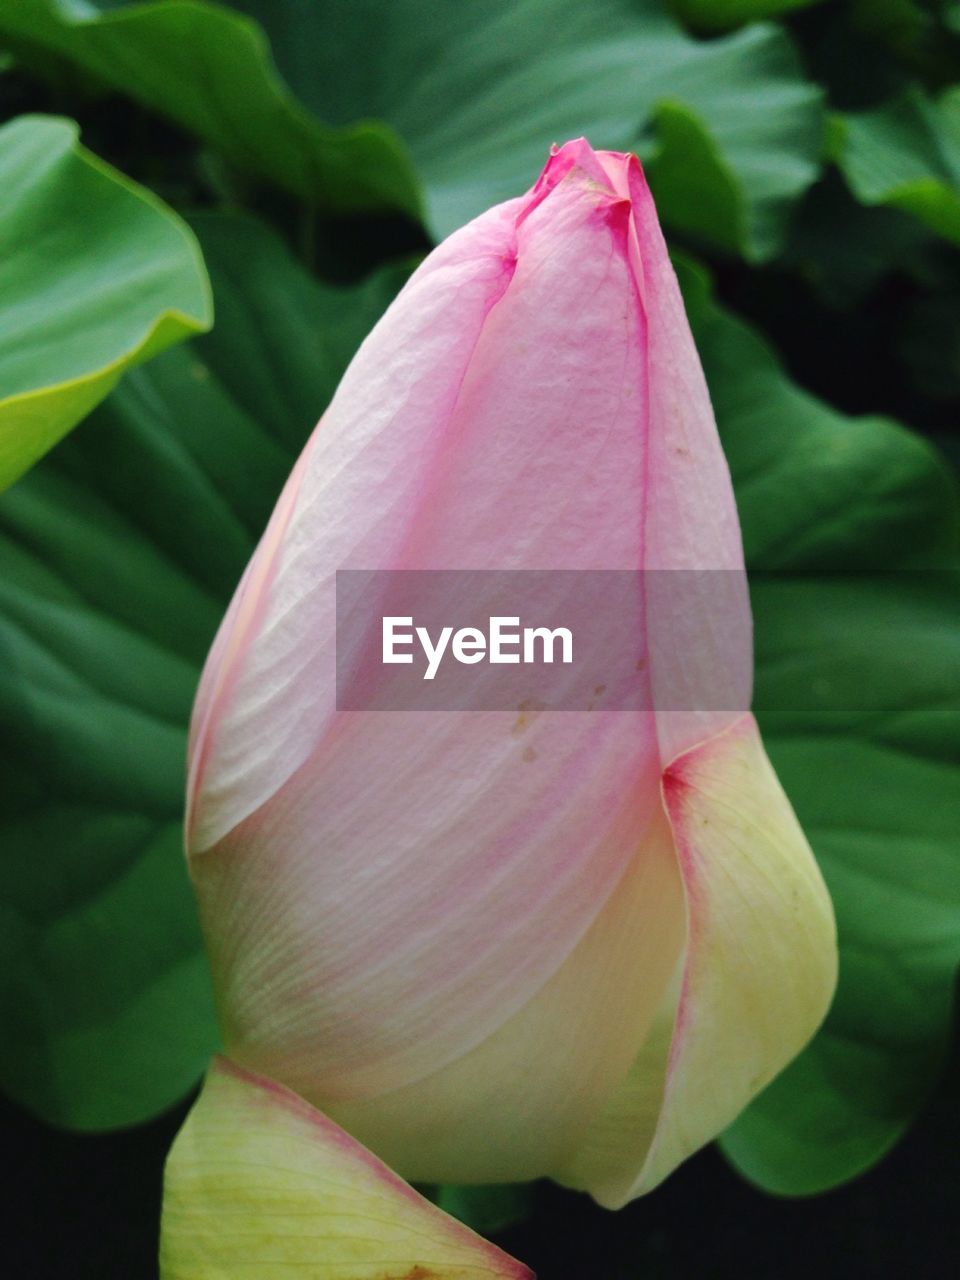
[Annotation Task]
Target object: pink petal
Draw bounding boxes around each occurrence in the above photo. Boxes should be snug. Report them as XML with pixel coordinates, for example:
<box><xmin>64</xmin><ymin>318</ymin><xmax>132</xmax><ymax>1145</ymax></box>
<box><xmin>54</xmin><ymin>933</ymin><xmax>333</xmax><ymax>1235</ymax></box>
<box><xmin>598</xmin><ymin>150</ymin><xmax>752</xmax><ymax>765</ymax></box>
<box><xmin>190</xmin><ymin>151</ymin><xmax>669</xmax><ymax>1118</ymax></box>
<box><xmin>188</xmin><ymin>195</ymin><xmax>523</xmax><ymax>853</ymax></box>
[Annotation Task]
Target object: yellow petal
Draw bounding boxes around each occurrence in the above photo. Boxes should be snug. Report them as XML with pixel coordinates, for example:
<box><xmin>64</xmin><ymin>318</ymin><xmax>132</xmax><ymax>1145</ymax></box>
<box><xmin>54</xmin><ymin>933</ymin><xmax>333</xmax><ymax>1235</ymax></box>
<box><xmin>160</xmin><ymin>1055</ymin><xmax>533</xmax><ymax>1279</ymax></box>
<box><xmin>556</xmin><ymin>713</ymin><xmax>837</xmax><ymax>1205</ymax></box>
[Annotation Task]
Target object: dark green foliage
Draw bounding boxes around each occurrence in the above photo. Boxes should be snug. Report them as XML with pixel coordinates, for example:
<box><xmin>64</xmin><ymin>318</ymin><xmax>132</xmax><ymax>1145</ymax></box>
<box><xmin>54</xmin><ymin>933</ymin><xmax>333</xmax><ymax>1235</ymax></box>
<box><xmin>1</xmin><ymin>0</ymin><xmax>959</xmax><ymax>1235</ymax></box>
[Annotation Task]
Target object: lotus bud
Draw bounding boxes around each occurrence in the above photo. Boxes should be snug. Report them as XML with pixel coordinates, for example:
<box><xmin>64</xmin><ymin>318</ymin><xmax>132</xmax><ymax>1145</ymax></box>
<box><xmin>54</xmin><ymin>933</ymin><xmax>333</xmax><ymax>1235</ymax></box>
<box><xmin>185</xmin><ymin>138</ymin><xmax>837</xmax><ymax>1206</ymax></box>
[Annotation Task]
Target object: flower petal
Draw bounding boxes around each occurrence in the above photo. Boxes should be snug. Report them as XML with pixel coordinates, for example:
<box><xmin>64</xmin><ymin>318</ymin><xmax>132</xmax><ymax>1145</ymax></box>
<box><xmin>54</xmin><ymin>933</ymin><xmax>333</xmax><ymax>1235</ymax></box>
<box><xmin>189</xmin><ymin>154</ymin><xmax>670</xmax><ymax>1115</ymax></box>
<box><xmin>555</xmin><ymin>713</ymin><xmax>837</xmax><ymax>1205</ymax></box>
<box><xmin>187</xmin><ymin>195</ymin><xmax>523</xmax><ymax>853</ymax></box>
<box><xmin>159</xmin><ymin>1055</ymin><xmax>533</xmax><ymax>1280</ymax></box>
<box><xmin>325</xmin><ymin>806</ymin><xmax>685</xmax><ymax>1184</ymax></box>
<box><xmin>598</xmin><ymin>150</ymin><xmax>752</xmax><ymax>765</ymax></box>
<box><xmin>186</xmin><ymin>435</ymin><xmax>314</xmax><ymax>840</ymax></box>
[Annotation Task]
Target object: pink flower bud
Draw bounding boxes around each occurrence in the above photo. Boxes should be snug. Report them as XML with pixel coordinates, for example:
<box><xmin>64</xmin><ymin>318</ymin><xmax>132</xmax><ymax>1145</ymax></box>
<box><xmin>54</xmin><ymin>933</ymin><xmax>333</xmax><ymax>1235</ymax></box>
<box><xmin>185</xmin><ymin>139</ymin><xmax>836</xmax><ymax>1204</ymax></box>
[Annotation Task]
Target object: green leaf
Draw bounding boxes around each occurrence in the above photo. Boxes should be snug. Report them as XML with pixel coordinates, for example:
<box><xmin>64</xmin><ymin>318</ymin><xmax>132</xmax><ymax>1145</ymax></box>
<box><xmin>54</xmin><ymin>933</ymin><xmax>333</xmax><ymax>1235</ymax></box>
<box><xmin>430</xmin><ymin>1183</ymin><xmax>539</xmax><ymax>1235</ymax></box>
<box><xmin>678</xmin><ymin>262</ymin><xmax>960</xmax><ymax>1194</ymax></box>
<box><xmin>248</xmin><ymin>0</ymin><xmax>824</xmax><ymax>258</ymax></box>
<box><xmin>0</xmin><ymin>0</ymin><xmax>423</xmax><ymax>219</ymax></box>
<box><xmin>2</xmin><ymin>0</ymin><xmax>824</xmax><ymax>260</ymax></box>
<box><xmin>672</xmin><ymin>0</ymin><xmax>824</xmax><ymax>32</ymax></box>
<box><xmin>782</xmin><ymin>173</ymin><xmax>936</xmax><ymax>307</ymax></box>
<box><xmin>847</xmin><ymin>0</ymin><xmax>958</xmax><ymax>78</ymax></box>
<box><xmin>832</xmin><ymin>88</ymin><xmax>960</xmax><ymax>245</ymax></box>
<box><xmin>0</xmin><ymin>214</ymin><xmax>402</xmax><ymax>1129</ymax></box>
<box><xmin>0</xmin><ymin>113</ymin><xmax>211</xmax><ymax>491</ymax></box>
<box><xmin>644</xmin><ymin>100</ymin><xmax>746</xmax><ymax>253</ymax></box>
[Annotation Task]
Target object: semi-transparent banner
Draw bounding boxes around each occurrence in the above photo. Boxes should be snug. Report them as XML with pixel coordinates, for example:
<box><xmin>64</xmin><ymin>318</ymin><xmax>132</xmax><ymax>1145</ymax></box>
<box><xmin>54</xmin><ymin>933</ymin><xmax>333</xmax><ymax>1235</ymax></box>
<box><xmin>335</xmin><ymin>569</ymin><xmax>957</xmax><ymax>712</ymax></box>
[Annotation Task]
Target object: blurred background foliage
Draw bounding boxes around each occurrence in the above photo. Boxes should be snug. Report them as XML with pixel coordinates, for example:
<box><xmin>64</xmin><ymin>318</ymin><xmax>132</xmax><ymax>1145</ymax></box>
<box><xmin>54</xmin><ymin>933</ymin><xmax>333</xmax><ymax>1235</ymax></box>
<box><xmin>0</xmin><ymin>1</ymin><xmax>959</xmax><ymax>1277</ymax></box>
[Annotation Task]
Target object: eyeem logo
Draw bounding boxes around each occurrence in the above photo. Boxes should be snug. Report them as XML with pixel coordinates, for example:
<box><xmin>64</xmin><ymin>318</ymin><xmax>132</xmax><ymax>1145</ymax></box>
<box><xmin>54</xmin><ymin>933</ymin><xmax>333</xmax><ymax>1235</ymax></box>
<box><xmin>383</xmin><ymin>616</ymin><xmax>573</xmax><ymax>681</ymax></box>
<box><xmin>335</xmin><ymin>568</ymin><xmax>757</xmax><ymax>712</ymax></box>
<box><xmin>336</xmin><ymin>568</ymin><xmax>949</xmax><ymax>713</ymax></box>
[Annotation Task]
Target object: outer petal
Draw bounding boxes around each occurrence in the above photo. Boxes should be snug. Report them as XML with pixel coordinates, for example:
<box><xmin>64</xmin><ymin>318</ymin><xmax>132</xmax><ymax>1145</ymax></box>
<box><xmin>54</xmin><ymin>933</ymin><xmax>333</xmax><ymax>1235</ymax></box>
<box><xmin>160</xmin><ymin>1055</ymin><xmax>532</xmax><ymax>1279</ymax></box>
<box><xmin>189</xmin><ymin>148</ymin><xmax>673</xmax><ymax>1134</ymax></box>
<box><xmin>186</xmin><ymin>435</ymin><xmax>314</xmax><ymax>836</ymax></box>
<box><xmin>555</xmin><ymin>714</ymin><xmax>837</xmax><ymax>1205</ymax></box>
<box><xmin>187</xmin><ymin>195</ymin><xmax>523</xmax><ymax>853</ymax></box>
<box><xmin>598</xmin><ymin>149</ymin><xmax>752</xmax><ymax>765</ymax></box>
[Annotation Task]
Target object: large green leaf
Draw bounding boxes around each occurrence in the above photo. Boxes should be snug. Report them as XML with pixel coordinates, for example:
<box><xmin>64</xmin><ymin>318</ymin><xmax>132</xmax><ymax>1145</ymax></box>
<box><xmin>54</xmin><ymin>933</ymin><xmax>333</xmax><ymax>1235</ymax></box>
<box><xmin>831</xmin><ymin>88</ymin><xmax>960</xmax><ymax>245</ymax></box>
<box><xmin>1</xmin><ymin>0</ymin><xmax>823</xmax><ymax>260</ymax></box>
<box><xmin>237</xmin><ymin>0</ymin><xmax>824</xmax><ymax>258</ymax></box>
<box><xmin>0</xmin><ymin>0</ymin><xmax>422</xmax><ymax>219</ymax></box>
<box><xmin>0</xmin><ymin>113</ymin><xmax>211</xmax><ymax>491</ymax></box>
<box><xmin>678</xmin><ymin>262</ymin><xmax>960</xmax><ymax>1194</ymax></box>
<box><xmin>0</xmin><ymin>214</ymin><xmax>401</xmax><ymax>1129</ymax></box>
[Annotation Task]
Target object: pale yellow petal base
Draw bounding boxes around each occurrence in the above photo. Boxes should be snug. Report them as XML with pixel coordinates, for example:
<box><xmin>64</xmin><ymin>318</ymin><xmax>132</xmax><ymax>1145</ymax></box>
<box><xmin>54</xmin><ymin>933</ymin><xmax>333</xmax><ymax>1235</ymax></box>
<box><xmin>160</xmin><ymin>1055</ymin><xmax>532</xmax><ymax>1279</ymax></box>
<box><xmin>556</xmin><ymin>712</ymin><xmax>837</xmax><ymax>1206</ymax></box>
